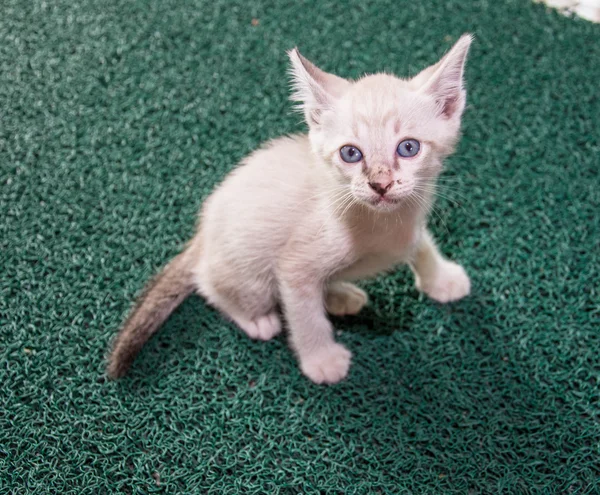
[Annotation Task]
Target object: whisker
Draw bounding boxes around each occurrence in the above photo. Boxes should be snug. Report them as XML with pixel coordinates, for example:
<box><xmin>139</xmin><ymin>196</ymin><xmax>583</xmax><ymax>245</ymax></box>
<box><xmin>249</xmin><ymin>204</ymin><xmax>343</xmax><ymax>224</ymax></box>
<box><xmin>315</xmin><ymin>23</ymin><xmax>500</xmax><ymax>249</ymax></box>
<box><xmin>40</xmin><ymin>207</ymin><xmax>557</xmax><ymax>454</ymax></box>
<box><xmin>411</xmin><ymin>191</ymin><xmax>450</xmax><ymax>234</ymax></box>
<box><xmin>414</xmin><ymin>185</ymin><xmax>466</xmax><ymax>205</ymax></box>
<box><xmin>316</xmin><ymin>191</ymin><xmax>356</xmax><ymax>236</ymax></box>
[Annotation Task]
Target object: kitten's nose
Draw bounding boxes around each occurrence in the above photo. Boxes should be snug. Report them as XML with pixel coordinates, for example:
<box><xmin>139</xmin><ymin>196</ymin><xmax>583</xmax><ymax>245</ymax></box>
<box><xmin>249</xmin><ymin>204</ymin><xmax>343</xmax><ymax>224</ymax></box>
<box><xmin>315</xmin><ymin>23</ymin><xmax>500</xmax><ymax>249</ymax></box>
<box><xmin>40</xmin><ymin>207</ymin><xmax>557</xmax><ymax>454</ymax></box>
<box><xmin>368</xmin><ymin>180</ymin><xmax>393</xmax><ymax>196</ymax></box>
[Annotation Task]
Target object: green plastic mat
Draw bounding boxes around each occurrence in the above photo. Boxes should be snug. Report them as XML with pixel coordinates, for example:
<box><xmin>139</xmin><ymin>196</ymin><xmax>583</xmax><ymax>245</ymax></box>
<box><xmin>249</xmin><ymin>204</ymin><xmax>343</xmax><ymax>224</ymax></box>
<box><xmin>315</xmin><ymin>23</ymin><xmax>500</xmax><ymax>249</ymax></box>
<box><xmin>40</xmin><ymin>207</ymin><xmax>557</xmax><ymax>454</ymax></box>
<box><xmin>2</xmin><ymin>0</ymin><xmax>599</xmax><ymax>493</ymax></box>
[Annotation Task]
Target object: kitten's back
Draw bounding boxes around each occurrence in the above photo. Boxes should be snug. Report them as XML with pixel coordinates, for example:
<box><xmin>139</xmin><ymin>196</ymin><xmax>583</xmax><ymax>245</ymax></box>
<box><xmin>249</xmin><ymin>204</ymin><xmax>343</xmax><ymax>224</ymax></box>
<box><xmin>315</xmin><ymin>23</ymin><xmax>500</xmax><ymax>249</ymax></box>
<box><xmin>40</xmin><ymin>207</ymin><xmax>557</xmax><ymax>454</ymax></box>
<box><xmin>200</xmin><ymin>134</ymin><xmax>318</xmax><ymax>254</ymax></box>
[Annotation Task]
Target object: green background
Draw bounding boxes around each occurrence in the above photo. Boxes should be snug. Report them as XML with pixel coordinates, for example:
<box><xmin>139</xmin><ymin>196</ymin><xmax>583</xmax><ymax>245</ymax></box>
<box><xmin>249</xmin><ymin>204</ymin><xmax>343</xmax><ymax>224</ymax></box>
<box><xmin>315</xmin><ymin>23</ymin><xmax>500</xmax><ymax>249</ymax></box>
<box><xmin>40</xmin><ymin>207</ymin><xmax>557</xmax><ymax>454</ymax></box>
<box><xmin>1</xmin><ymin>0</ymin><xmax>599</xmax><ymax>493</ymax></box>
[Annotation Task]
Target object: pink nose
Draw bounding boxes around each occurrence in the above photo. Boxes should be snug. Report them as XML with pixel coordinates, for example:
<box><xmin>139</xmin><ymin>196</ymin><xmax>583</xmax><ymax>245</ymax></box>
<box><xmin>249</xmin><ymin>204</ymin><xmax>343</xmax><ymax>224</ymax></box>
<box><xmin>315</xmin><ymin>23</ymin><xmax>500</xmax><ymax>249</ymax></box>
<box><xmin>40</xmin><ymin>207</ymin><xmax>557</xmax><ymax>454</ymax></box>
<box><xmin>368</xmin><ymin>181</ymin><xmax>393</xmax><ymax>196</ymax></box>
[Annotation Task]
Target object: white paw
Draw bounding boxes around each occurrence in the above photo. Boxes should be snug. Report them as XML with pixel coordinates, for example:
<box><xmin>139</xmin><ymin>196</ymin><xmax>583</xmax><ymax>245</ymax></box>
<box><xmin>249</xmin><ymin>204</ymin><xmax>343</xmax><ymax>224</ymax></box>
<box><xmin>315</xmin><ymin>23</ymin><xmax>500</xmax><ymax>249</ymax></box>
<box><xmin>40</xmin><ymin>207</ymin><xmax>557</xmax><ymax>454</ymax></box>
<box><xmin>416</xmin><ymin>261</ymin><xmax>471</xmax><ymax>303</ymax></box>
<box><xmin>325</xmin><ymin>283</ymin><xmax>368</xmax><ymax>316</ymax></box>
<box><xmin>237</xmin><ymin>312</ymin><xmax>282</xmax><ymax>341</ymax></box>
<box><xmin>299</xmin><ymin>342</ymin><xmax>352</xmax><ymax>385</ymax></box>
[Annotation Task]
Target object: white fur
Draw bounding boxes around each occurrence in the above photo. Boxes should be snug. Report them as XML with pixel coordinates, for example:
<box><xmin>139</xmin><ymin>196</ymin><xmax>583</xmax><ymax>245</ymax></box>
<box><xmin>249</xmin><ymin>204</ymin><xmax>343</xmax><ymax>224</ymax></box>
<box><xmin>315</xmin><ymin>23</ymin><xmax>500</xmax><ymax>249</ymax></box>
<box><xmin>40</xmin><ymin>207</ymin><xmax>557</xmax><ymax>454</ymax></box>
<box><xmin>536</xmin><ymin>0</ymin><xmax>600</xmax><ymax>22</ymax></box>
<box><xmin>191</xmin><ymin>35</ymin><xmax>473</xmax><ymax>384</ymax></box>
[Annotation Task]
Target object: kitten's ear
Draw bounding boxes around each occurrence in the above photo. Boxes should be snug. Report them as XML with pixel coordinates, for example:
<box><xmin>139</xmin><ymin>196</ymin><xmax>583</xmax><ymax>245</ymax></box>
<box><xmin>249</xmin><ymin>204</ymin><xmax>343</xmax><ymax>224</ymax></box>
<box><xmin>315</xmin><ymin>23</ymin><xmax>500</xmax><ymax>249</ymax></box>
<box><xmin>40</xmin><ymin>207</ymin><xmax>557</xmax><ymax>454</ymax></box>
<box><xmin>288</xmin><ymin>48</ymin><xmax>351</xmax><ymax>126</ymax></box>
<box><xmin>414</xmin><ymin>34</ymin><xmax>473</xmax><ymax>120</ymax></box>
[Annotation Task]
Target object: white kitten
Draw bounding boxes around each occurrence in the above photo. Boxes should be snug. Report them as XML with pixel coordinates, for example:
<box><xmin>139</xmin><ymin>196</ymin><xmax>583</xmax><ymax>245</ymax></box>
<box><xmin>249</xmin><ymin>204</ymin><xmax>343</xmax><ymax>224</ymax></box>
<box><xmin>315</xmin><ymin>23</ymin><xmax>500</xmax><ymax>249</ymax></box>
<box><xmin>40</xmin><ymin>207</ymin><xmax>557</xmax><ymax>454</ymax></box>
<box><xmin>107</xmin><ymin>35</ymin><xmax>473</xmax><ymax>384</ymax></box>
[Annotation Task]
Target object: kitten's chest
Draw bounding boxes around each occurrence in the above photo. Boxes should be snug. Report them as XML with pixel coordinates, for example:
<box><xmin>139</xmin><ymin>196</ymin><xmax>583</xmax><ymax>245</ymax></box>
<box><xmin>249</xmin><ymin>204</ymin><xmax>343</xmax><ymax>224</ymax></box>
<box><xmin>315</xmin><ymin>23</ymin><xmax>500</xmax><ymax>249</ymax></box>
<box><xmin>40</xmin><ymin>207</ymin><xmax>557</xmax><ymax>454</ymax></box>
<box><xmin>333</xmin><ymin>214</ymin><xmax>420</xmax><ymax>281</ymax></box>
<box><xmin>352</xmin><ymin>213</ymin><xmax>421</xmax><ymax>258</ymax></box>
<box><xmin>334</xmin><ymin>223</ymin><xmax>419</xmax><ymax>282</ymax></box>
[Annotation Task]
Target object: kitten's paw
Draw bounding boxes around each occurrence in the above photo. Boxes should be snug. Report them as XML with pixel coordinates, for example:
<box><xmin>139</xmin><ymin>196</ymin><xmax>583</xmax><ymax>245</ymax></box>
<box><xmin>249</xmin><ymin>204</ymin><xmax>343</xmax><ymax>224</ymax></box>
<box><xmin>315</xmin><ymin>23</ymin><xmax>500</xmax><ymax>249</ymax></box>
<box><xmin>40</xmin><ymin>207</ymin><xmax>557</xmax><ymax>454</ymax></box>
<box><xmin>325</xmin><ymin>282</ymin><xmax>368</xmax><ymax>316</ymax></box>
<box><xmin>416</xmin><ymin>261</ymin><xmax>471</xmax><ymax>303</ymax></box>
<box><xmin>300</xmin><ymin>342</ymin><xmax>352</xmax><ymax>385</ymax></box>
<box><xmin>237</xmin><ymin>312</ymin><xmax>282</xmax><ymax>341</ymax></box>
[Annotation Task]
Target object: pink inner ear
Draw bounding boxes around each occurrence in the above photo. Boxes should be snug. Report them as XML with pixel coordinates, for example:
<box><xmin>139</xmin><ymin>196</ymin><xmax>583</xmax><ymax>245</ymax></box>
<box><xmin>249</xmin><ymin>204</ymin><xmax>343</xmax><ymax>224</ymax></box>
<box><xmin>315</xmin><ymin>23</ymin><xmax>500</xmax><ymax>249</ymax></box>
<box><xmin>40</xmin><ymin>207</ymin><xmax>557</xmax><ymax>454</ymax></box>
<box><xmin>429</xmin><ymin>71</ymin><xmax>466</xmax><ymax>120</ymax></box>
<box><xmin>422</xmin><ymin>34</ymin><xmax>472</xmax><ymax>120</ymax></box>
<box><xmin>441</xmin><ymin>95</ymin><xmax>459</xmax><ymax>119</ymax></box>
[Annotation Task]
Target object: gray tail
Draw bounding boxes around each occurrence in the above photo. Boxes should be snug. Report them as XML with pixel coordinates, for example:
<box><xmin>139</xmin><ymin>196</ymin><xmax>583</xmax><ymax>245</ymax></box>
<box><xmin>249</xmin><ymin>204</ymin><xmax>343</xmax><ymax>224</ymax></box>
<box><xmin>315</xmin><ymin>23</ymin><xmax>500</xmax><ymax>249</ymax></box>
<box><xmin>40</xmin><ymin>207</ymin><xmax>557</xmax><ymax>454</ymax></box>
<box><xmin>106</xmin><ymin>247</ymin><xmax>196</xmax><ymax>379</ymax></box>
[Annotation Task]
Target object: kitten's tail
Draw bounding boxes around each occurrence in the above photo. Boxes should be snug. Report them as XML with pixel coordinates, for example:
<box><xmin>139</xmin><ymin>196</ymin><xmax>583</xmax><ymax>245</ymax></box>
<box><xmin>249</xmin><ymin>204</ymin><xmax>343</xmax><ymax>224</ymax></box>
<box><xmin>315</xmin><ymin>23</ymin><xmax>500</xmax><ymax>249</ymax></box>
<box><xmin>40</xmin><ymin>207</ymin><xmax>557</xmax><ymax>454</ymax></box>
<box><xmin>106</xmin><ymin>241</ymin><xmax>200</xmax><ymax>379</ymax></box>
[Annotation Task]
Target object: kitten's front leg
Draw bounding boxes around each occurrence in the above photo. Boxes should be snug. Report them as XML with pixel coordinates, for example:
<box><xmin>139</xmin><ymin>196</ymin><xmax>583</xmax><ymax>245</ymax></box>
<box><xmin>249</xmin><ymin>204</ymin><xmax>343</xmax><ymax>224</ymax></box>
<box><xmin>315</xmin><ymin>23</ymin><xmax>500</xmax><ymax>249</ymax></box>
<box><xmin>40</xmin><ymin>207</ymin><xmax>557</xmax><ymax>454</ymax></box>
<box><xmin>279</xmin><ymin>269</ymin><xmax>352</xmax><ymax>385</ymax></box>
<box><xmin>410</xmin><ymin>229</ymin><xmax>471</xmax><ymax>303</ymax></box>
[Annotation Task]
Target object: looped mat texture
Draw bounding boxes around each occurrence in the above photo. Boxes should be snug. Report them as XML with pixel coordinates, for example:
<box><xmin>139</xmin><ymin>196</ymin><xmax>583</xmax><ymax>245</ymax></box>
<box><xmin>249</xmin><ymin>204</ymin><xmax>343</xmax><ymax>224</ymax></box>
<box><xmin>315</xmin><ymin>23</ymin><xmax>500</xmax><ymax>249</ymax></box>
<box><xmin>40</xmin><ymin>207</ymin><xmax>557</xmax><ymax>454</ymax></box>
<box><xmin>1</xmin><ymin>0</ymin><xmax>599</xmax><ymax>493</ymax></box>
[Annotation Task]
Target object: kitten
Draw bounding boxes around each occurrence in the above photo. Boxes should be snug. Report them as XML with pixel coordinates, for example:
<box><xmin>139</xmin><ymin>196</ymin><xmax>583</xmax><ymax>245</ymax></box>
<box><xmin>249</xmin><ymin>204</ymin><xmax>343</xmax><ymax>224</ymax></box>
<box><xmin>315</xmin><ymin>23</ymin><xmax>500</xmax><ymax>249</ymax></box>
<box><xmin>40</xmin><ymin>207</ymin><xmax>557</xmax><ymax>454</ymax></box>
<box><xmin>107</xmin><ymin>35</ymin><xmax>473</xmax><ymax>384</ymax></box>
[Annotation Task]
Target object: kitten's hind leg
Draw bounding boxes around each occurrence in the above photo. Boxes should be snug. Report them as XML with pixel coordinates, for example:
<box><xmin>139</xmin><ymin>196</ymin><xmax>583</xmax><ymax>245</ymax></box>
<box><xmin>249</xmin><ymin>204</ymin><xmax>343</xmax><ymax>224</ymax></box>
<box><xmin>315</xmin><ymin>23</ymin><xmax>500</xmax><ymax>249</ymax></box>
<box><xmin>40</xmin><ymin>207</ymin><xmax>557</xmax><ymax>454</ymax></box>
<box><xmin>231</xmin><ymin>311</ymin><xmax>282</xmax><ymax>341</ymax></box>
<box><xmin>325</xmin><ymin>282</ymin><xmax>368</xmax><ymax>316</ymax></box>
<box><xmin>196</xmin><ymin>270</ymin><xmax>282</xmax><ymax>341</ymax></box>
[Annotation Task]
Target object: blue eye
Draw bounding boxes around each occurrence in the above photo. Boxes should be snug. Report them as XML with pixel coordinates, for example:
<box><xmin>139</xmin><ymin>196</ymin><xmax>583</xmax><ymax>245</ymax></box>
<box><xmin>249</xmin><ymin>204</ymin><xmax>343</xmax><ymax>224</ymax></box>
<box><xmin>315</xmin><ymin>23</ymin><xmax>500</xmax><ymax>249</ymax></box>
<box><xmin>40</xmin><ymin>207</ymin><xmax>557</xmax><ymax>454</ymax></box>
<box><xmin>339</xmin><ymin>145</ymin><xmax>363</xmax><ymax>163</ymax></box>
<box><xmin>397</xmin><ymin>139</ymin><xmax>420</xmax><ymax>158</ymax></box>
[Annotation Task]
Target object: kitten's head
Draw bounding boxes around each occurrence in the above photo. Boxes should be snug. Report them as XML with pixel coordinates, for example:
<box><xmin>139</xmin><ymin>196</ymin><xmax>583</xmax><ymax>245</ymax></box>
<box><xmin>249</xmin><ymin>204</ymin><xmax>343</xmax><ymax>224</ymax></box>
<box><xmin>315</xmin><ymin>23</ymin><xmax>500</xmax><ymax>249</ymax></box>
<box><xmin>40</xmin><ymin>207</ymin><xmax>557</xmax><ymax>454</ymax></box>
<box><xmin>288</xmin><ymin>35</ymin><xmax>472</xmax><ymax>212</ymax></box>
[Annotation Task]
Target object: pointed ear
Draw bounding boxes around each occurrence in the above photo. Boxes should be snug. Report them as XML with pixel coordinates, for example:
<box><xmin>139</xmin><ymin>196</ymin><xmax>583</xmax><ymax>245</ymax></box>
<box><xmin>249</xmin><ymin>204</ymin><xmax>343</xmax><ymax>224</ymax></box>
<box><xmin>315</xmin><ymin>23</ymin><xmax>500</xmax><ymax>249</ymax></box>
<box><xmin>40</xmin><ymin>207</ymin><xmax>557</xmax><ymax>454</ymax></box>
<box><xmin>287</xmin><ymin>48</ymin><xmax>351</xmax><ymax>126</ymax></box>
<box><xmin>414</xmin><ymin>34</ymin><xmax>473</xmax><ymax>120</ymax></box>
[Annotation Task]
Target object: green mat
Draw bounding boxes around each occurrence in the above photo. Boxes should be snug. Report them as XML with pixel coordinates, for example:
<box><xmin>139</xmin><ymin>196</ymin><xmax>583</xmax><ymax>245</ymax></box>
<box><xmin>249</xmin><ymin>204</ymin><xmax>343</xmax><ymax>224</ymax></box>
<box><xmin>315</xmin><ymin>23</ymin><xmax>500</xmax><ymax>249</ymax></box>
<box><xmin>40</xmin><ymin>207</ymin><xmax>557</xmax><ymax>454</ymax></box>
<box><xmin>2</xmin><ymin>0</ymin><xmax>599</xmax><ymax>493</ymax></box>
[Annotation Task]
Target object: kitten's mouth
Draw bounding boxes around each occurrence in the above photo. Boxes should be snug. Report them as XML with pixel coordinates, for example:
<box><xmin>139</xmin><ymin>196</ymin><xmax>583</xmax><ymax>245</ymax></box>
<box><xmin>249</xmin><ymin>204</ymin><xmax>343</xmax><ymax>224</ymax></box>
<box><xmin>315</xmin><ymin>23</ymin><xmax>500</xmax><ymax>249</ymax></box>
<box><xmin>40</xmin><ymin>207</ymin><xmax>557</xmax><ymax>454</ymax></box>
<box><xmin>353</xmin><ymin>189</ymin><xmax>410</xmax><ymax>210</ymax></box>
<box><xmin>370</xmin><ymin>196</ymin><xmax>401</xmax><ymax>206</ymax></box>
<box><xmin>362</xmin><ymin>195</ymin><xmax>404</xmax><ymax>211</ymax></box>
